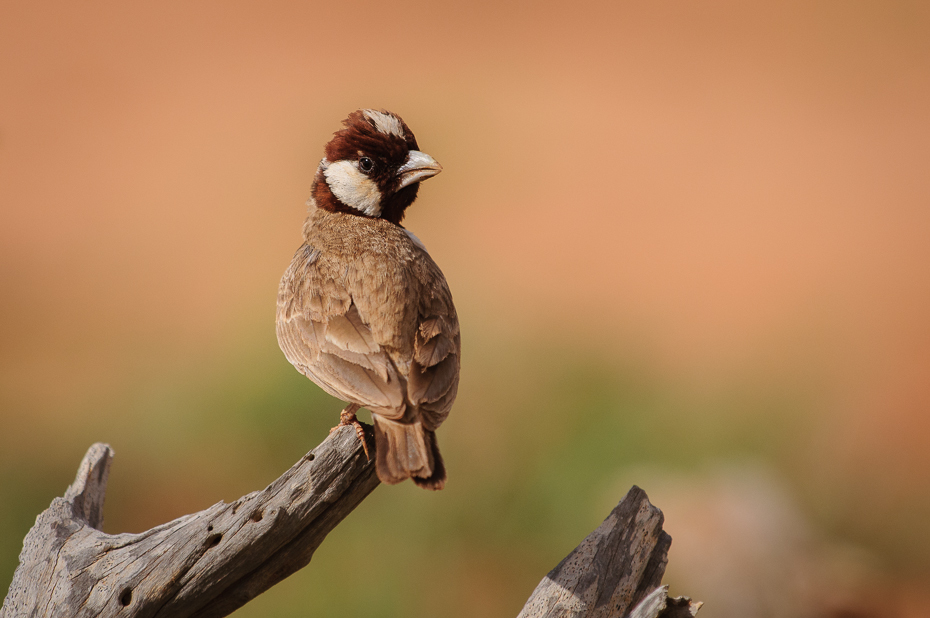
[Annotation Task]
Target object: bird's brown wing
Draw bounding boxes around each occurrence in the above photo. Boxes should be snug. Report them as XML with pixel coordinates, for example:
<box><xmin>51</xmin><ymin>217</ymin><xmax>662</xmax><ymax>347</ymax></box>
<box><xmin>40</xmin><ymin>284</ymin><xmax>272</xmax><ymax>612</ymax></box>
<box><xmin>405</xmin><ymin>272</ymin><xmax>461</xmax><ymax>432</ymax></box>
<box><xmin>276</xmin><ymin>243</ymin><xmax>406</xmax><ymax>413</ymax></box>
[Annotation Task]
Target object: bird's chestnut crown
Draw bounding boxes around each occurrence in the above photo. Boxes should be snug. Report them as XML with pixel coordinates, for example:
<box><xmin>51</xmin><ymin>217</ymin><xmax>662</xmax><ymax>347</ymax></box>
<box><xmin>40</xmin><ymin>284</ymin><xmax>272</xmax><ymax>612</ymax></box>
<box><xmin>311</xmin><ymin>109</ymin><xmax>442</xmax><ymax>225</ymax></box>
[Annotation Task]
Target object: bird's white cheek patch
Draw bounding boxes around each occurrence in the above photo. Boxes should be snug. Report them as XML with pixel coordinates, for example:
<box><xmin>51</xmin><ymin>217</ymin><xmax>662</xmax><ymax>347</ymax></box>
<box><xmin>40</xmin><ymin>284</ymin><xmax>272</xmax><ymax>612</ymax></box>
<box><xmin>323</xmin><ymin>160</ymin><xmax>382</xmax><ymax>216</ymax></box>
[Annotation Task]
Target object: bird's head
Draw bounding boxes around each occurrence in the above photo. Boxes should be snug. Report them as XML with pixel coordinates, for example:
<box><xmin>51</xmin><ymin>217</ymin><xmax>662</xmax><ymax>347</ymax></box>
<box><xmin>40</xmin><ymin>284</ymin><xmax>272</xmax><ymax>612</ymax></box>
<box><xmin>311</xmin><ymin>109</ymin><xmax>442</xmax><ymax>225</ymax></box>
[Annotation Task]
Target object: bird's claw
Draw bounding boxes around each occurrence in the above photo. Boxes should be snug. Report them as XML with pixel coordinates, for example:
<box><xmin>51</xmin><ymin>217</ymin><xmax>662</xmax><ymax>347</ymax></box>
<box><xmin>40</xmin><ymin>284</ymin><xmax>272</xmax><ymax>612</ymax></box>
<box><xmin>331</xmin><ymin>404</ymin><xmax>371</xmax><ymax>462</ymax></box>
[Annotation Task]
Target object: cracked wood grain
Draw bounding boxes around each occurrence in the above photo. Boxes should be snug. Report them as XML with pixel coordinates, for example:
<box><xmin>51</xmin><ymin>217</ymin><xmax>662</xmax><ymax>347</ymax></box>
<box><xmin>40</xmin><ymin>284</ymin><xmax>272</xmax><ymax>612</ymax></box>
<box><xmin>0</xmin><ymin>425</ymin><xmax>379</xmax><ymax>618</ymax></box>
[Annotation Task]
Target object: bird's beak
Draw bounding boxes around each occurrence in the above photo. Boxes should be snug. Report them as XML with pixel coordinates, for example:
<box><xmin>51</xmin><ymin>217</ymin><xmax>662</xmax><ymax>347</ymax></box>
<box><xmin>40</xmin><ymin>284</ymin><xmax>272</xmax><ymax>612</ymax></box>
<box><xmin>396</xmin><ymin>150</ymin><xmax>442</xmax><ymax>190</ymax></box>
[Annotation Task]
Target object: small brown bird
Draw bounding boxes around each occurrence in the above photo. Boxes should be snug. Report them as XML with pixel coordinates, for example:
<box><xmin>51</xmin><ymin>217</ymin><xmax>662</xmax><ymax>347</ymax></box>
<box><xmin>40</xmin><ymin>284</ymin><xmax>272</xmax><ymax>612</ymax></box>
<box><xmin>276</xmin><ymin>109</ymin><xmax>460</xmax><ymax>490</ymax></box>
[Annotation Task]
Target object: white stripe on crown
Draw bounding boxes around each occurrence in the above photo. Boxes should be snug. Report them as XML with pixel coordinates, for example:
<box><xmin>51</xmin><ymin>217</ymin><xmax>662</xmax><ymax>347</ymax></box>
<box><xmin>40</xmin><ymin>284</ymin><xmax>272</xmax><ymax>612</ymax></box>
<box><xmin>362</xmin><ymin>109</ymin><xmax>405</xmax><ymax>139</ymax></box>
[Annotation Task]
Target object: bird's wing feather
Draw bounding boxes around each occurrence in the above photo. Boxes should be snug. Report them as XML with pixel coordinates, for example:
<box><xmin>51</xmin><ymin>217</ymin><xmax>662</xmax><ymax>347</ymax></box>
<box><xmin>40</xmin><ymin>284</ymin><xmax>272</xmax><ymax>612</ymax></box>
<box><xmin>276</xmin><ymin>243</ymin><xmax>405</xmax><ymax>411</ymax></box>
<box><xmin>407</xmin><ymin>284</ymin><xmax>461</xmax><ymax>432</ymax></box>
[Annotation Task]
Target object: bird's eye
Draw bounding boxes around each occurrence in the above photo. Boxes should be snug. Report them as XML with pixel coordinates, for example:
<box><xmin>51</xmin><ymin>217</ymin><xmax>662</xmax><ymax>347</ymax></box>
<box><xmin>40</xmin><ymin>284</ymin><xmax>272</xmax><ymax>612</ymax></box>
<box><xmin>358</xmin><ymin>157</ymin><xmax>374</xmax><ymax>173</ymax></box>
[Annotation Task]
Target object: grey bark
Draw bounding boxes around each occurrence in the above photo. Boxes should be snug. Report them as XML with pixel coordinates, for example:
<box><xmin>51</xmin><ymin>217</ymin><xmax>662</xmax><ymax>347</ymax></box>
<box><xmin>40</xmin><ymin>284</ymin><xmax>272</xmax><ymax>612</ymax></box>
<box><xmin>2</xmin><ymin>429</ymin><xmax>699</xmax><ymax>618</ymax></box>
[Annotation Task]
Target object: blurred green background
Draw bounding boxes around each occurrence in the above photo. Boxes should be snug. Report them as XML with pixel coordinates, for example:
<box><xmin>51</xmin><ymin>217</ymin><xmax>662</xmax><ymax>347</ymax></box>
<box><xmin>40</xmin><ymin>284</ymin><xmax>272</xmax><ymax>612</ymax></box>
<box><xmin>2</xmin><ymin>1</ymin><xmax>929</xmax><ymax>616</ymax></box>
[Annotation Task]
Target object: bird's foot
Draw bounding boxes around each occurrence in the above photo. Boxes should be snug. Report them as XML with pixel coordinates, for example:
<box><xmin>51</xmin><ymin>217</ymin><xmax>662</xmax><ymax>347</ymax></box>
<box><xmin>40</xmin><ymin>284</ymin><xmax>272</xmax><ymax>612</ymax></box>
<box><xmin>330</xmin><ymin>404</ymin><xmax>370</xmax><ymax>462</ymax></box>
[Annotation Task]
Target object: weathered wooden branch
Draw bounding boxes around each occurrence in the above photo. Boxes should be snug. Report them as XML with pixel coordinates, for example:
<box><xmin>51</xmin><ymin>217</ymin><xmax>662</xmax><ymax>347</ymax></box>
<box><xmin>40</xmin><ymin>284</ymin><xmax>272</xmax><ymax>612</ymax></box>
<box><xmin>1</xmin><ymin>426</ymin><xmax>379</xmax><ymax>618</ymax></box>
<box><xmin>2</xmin><ymin>428</ymin><xmax>699</xmax><ymax>618</ymax></box>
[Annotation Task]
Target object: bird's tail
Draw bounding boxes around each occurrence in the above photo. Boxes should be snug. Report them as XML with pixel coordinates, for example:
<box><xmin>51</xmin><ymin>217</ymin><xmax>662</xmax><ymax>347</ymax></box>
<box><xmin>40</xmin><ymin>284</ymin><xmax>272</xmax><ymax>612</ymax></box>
<box><xmin>371</xmin><ymin>415</ymin><xmax>446</xmax><ymax>490</ymax></box>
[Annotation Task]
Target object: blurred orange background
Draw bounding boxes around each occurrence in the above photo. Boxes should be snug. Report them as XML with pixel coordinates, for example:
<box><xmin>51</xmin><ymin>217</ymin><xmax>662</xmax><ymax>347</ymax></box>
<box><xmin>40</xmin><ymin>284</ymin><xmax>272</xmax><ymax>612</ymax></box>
<box><xmin>2</xmin><ymin>1</ymin><xmax>929</xmax><ymax>616</ymax></box>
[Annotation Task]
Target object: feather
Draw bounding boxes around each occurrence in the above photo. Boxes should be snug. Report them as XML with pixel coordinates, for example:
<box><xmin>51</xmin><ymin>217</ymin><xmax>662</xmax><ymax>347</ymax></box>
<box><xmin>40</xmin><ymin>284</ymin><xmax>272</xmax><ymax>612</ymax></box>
<box><xmin>325</xmin><ymin>305</ymin><xmax>380</xmax><ymax>353</ymax></box>
<box><xmin>318</xmin><ymin>354</ymin><xmax>404</xmax><ymax>409</ymax></box>
<box><xmin>407</xmin><ymin>353</ymin><xmax>458</xmax><ymax>404</ymax></box>
<box><xmin>419</xmin><ymin>317</ymin><xmax>443</xmax><ymax>340</ymax></box>
<box><xmin>414</xmin><ymin>333</ymin><xmax>455</xmax><ymax>367</ymax></box>
<box><xmin>372</xmin><ymin>415</ymin><xmax>435</xmax><ymax>485</ymax></box>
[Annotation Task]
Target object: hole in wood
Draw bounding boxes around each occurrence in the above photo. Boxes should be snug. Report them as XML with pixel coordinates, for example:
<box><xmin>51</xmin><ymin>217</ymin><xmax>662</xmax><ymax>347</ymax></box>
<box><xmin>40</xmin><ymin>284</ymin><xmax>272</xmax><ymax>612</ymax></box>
<box><xmin>250</xmin><ymin>509</ymin><xmax>263</xmax><ymax>522</ymax></box>
<box><xmin>119</xmin><ymin>588</ymin><xmax>132</xmax><ymax>606</ymax></box>
<box><xmin>207</xmin><ymin>533</ymin><xmax>223</xmax><ymax>548</ymax></box>
<box><xmin>307</xmin><ymin>453</ymin><xmax>315</xmax><ymax>461</ymax></box>
<box><xmin>207</xmin><ymin>525</ymin><xmax>213</xmax><ymax>532</ymax></box>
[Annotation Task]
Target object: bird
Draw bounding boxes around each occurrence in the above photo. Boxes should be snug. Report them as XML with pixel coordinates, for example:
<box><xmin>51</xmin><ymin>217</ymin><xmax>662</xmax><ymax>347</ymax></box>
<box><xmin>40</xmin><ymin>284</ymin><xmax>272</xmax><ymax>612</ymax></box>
<box><xmin>276</xmin><ymin>109</ymin><xmax>460</xmax><ymax>490</ymax></box>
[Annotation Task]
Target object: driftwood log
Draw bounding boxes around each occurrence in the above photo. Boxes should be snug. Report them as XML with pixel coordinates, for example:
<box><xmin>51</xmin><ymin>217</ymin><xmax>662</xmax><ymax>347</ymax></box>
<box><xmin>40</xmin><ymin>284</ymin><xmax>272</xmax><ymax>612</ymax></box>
<box><xmin>1</xmin><ymin>426</ymin><xmax>699</xmax><ymax>618</ymax></box>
